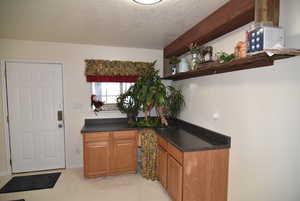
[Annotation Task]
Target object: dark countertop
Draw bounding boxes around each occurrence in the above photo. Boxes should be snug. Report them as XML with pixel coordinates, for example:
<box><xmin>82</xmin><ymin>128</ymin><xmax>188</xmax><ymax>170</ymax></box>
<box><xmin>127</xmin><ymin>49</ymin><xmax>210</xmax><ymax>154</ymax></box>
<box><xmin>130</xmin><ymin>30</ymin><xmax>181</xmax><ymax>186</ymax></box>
<box><xmin>81</xmin><ymin>118</ymin><xmax>231</xmax><ymax>152</ymax></box>
<box><xmin>154</xmin><ymin>125</ymin><xmax>230</xmax><ymax>152</ymax></box>
<box><xmin>81</xmin><ymin>118</ymin><xmax>137</xmax><ymax>133</ymax></box>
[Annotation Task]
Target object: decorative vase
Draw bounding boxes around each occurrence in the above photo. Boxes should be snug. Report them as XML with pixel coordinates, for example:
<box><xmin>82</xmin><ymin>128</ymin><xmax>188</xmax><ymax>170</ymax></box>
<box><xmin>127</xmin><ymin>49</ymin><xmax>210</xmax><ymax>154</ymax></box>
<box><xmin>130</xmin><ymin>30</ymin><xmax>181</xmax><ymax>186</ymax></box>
<box><xmin>190</xmin><ymin>53</ymin><xmax>200</xmax><ymax>70</ymax></box>
<box><xmin>178</xmin><ymin>58</ymin><xmax>190</xmax><ymax>72</ymax></box>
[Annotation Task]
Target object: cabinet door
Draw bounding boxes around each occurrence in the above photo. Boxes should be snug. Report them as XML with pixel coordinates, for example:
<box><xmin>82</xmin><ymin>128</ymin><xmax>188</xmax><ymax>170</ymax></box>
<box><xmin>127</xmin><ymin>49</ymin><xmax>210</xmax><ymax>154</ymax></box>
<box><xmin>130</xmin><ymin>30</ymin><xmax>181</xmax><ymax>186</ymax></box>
<box><xmin>84</xmin><ymin>141</ymin><xmax>110</xmax><ymax>178</ymax></box>
<box><xmin>157</xmin><ymin>145</ymin><xmax>168</xmax><ymax>189</ymax></box>
<box><xmin>111</xmin><ymin>139</ymin><xmax>137</xmax><ymax>173</ymax></box>
<box><xmin>167</xmin><ymin>155</ymin><xmax>183</xmax><ymax>201</ymax></box>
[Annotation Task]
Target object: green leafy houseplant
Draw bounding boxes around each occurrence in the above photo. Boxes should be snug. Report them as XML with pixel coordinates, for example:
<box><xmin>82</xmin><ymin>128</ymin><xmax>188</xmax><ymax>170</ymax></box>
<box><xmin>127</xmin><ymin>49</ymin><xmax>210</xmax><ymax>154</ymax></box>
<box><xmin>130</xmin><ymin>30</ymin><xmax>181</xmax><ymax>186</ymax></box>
<box><xmin>169</xmin><ymin>56</ymin><xmax>180</xmax><ymax>65</ymax></box>
<box><xmin>117</xmin><ymin>61</ymin><xmax>185</xmax><ymax>127</ymax></box>
<box><xmin>116</xmin><ymin>87</ymin><xmax>140</xmax><ymax>125</ymax></box>
<box><xmin>166</xmin><ymin>86</ymin><xmax>185</xmax><ymax>119</ymax></box>
<box><xmin>189</xmin><ymin>42</ymin><xmax>202</xmax><ymax>54</ymax></box>
<box><xmin>215</xmin><ymin>51</ymin><xmax>236</xmax><ymax>63</ymax></box>
<box><xmin>135</xmin><ymin>117</ymin><xmax>163</xmax><ymax>128</ymax></box>
<box><xmin>131</xmin><ymin>61</ymin><xmax>169</xmax><ymax>126</ymax></box>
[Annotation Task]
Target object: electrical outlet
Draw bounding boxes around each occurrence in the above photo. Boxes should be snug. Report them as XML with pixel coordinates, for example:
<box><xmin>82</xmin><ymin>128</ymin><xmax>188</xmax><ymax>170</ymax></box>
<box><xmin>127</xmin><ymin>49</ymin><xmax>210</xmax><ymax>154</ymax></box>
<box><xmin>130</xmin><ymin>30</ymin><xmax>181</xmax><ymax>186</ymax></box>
<box><xmin>213</xmin><ymin>112</ymin><xmax>220</xmax><ymax>120</ymax></box>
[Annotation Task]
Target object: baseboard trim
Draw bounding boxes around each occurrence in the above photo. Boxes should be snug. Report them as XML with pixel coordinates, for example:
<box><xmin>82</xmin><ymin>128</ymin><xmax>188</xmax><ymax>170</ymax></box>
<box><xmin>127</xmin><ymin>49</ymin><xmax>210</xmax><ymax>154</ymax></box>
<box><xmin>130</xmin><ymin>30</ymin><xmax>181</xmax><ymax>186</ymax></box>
<box><xmin>68</xmin><ymin>164</ymin><xmax>83</xmax><ymax>169</ymax></box>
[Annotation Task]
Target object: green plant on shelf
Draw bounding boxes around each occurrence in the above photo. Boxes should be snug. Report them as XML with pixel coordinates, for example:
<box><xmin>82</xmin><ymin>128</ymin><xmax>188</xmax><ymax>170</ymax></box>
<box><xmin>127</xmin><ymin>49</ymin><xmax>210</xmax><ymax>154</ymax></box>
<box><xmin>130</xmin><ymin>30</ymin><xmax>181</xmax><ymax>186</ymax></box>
<box><xmin>215</xmin><ymin>51</ymin><xmax>236</xmax><ymax>63</ymax></box>
<box><xmin>169</xmin><ymin>56</ymin><xmax>180</xmax><ymax>65</ymax></box>
<box><xmin>189</xmin><ymin>42</ymin><xmax>202</xmax><ymax>54</ymax></box>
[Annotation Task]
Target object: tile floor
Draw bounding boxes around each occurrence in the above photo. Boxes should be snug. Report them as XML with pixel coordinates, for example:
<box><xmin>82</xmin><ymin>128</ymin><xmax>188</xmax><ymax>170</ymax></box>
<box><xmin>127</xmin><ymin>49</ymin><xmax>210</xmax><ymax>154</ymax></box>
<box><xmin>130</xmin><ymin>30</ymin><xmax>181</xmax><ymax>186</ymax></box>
<box><xmin>0</xmin><ymin>168</ymin><xmax>170</xmax><ymax>201</ymax></box>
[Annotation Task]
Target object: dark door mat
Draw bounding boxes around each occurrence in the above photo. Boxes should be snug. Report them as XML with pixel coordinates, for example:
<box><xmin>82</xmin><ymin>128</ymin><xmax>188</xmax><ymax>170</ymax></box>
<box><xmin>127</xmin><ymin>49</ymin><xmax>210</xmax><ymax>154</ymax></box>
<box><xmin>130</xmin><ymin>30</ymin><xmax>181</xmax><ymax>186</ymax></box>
<box><xmin>10</xmin><ymin>200</ymin><xmax>25</xmax><ymax>201</ymax></box>
<box><xmin>0</xmin><ymin>172</ymin><xmax>61</xmax><ymax>194</ymax></box>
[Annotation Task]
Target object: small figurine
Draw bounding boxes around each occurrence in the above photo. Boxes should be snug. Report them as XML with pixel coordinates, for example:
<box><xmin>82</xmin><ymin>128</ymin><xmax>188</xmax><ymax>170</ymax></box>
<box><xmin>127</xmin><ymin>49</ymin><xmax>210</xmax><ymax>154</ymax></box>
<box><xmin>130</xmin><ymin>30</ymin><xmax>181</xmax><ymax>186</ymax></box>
<box><xmin>188</xmin><ymin>43</ymin><xmax>213</xmax><ymax>69</ymax></box>
<box><xmin>199</xmin><ymin>46</ymin><xmax>213</xmax><ymax>63</ymax></box>
<box><xmin>91</xmin><ymin>95</ymin><xmax>104</xmax><ymax>114</ymax></box>
<box><xmin>235</xmin><ymin>41</ymin><xmax>247</xmax><ymax>58</ymax></box>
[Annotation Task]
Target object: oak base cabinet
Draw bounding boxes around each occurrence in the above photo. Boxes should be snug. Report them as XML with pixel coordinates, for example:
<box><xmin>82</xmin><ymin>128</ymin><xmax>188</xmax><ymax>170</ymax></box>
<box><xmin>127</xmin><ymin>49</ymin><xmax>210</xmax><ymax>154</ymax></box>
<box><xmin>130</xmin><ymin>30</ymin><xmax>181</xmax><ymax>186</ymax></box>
<box><xmin>157</xmin><ymin>135</ymin><xmax>229</xmax><ymax>201</ymax></box>
<box><xmin>83</xmin><ymin>130</ymin><xmax>138</xmax><ymax>178</ymax></box>
<box><xmin>183</xmin><ymin>149</ymin><xmax>229</xmax><ymax>201</ymax></box>
<box><xmin>167</xmin><ymin>154</ymin><xmax>183</xmax><ymax>201</ymax></box>
<box><xmin>111</xmin><ymin>138</ymin><xmax>137</xmax><ymax>174</ymax></box>
<box><xmin>84</xmin><ymin>141</ymin><xmax>110</xmax><ymax>177</ymax></box>
<box><xmin>157</xmin><ymin>145</ymin><xmax>168</xmax><ymax>189</ymax></box>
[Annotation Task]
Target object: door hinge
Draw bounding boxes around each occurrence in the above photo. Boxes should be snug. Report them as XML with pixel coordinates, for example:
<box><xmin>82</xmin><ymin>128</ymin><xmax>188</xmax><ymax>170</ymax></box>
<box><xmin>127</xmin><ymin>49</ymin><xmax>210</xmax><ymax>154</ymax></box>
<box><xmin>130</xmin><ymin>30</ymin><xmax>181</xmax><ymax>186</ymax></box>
<box><xmin>6</xmin><ymin>115</ymin><xmax>9</xmax><ymax>124</ymax></box>
<box><xmin>9</xmin><ymin>159</ymin><xmax>12</xmax><ymax>166</ymax></box>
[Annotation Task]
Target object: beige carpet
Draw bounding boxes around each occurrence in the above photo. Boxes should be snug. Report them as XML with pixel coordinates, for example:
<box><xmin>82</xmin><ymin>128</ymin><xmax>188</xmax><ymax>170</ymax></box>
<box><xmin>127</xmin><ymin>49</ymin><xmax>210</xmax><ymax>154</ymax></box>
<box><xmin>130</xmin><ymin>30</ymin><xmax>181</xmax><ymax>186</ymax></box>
<box><xmin>0</xmin><ymin>168</ymin><xmax>171</xmax><ymax>201</ymax></box>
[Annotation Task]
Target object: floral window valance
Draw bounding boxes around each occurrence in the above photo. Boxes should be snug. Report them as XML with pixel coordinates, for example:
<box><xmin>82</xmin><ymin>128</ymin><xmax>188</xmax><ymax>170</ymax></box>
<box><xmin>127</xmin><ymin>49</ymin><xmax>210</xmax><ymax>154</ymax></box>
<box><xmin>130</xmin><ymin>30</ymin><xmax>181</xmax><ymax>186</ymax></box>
<box><xmin>85</xmin><ymin>59</ymin><xmax>153</xmax><ymax>82</ymax></box>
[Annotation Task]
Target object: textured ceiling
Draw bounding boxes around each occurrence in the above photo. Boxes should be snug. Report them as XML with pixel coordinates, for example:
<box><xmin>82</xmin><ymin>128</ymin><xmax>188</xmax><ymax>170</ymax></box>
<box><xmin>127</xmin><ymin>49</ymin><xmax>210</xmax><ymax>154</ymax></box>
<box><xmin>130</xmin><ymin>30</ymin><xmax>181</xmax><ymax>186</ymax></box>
<box><xmin>0</xmin><ymin>0</ymin><xmax>228</xmax><ymax>49</ymax></box>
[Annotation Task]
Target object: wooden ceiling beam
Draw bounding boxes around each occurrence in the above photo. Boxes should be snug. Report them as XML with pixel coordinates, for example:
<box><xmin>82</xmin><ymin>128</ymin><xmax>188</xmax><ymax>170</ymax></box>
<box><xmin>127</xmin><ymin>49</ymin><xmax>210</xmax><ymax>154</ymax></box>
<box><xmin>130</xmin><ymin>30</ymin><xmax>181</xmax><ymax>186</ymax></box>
<box><xmin>163</xmin><ymin>0</ymin><xmax>255</xmax><ymax>58</ymax></box>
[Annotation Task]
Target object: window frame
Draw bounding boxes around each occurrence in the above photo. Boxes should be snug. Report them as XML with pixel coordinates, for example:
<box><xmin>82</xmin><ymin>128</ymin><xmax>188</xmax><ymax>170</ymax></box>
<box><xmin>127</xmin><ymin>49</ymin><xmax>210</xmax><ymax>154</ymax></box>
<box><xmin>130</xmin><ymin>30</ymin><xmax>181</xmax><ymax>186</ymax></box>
<box><xmin>91</xmin><ymin>82</ymin><xmax>134</xmax><ymax>111</ymax></box>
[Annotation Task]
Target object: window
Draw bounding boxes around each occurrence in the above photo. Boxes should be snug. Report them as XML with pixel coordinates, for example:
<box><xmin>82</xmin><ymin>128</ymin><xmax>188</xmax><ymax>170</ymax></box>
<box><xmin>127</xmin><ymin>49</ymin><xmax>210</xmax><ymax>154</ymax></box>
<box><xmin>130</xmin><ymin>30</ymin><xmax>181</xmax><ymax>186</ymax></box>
<box><xmin>92</xmin><ymin>82</ymin><xmax>134</xmax><ymax>104</ymax></box>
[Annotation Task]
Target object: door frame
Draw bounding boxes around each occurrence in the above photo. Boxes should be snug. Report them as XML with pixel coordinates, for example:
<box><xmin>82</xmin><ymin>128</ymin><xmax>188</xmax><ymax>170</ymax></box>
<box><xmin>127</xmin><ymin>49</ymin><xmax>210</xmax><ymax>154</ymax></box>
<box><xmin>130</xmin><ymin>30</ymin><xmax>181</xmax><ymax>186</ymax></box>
<box><xmin>0</xmin><ymin>59</ymin><xmax>67</xmax><ymax>174</ymax></box>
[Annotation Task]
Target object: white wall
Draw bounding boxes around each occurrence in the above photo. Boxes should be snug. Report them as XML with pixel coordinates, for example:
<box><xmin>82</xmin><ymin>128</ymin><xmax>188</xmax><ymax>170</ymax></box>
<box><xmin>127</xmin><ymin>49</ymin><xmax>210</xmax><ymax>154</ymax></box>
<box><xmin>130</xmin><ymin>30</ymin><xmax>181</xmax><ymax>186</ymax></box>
<box><xmin>0</xmin><ymin>74</ymin><xmax>9</xmax><ymax>175</ymax></box>
<box><xmin>0</xmin><ymin>39</ymin><xmax>163</xmax><ymax>171</ymax></box>
<box><xmin>0</xmin><ymin>1</ymin><xmax>299</xmax><ymax>201</ymax></box>
<box><xmin>175</xmin><ymin>1</ymin><xmax>300</xmax><ymax>201</ymax></box>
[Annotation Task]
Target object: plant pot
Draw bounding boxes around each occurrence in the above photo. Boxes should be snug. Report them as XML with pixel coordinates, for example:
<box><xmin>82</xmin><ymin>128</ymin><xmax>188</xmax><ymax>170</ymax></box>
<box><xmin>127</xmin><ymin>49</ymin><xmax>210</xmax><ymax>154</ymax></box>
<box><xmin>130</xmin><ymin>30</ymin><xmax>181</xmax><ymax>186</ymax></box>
<box><xmin>170</xmin><ymin>64</ymin><xmax>178</xmax><ymax>75</ymax></box>
<box><xmin>127</xmin><ymin>112</ymin><xmax>137</xmax><ymax>125</ymax></box>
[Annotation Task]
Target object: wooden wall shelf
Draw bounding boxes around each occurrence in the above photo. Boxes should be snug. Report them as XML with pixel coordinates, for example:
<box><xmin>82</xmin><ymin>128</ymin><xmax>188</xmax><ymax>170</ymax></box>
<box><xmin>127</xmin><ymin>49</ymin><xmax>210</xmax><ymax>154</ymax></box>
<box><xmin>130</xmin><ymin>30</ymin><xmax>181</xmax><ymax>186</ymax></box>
<box><xmin>163</xmin><ymin>0</ymin><xmax>254</xmax><ymax>58</ymax></box>
<box><xmin>163</xmin><ymin>51</ymin><xmax>300</xmax><ymax>81</ymax></box>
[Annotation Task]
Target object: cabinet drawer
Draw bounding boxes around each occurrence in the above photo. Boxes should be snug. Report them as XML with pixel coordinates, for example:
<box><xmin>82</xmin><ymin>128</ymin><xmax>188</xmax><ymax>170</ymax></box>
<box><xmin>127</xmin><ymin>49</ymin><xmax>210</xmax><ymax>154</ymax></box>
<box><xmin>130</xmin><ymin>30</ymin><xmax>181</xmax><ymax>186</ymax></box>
<box><xmin>157</xmin><ymin>135</ymin><xmax>168</xmax><ymax>150</ymax></box>
<box><xmin>112</xmin><ymin>130</ymin><xmax>137</xmax><ymax>140</ymax></box>
<box><xmin>83</xmin><ymin>132</ymin><xmax>110</xmax><ymax>142</ymax></box>
<box><xmin>167</xmin><ymin>143</ymin><xmax>183</xmax><ymax>165</ymax></box>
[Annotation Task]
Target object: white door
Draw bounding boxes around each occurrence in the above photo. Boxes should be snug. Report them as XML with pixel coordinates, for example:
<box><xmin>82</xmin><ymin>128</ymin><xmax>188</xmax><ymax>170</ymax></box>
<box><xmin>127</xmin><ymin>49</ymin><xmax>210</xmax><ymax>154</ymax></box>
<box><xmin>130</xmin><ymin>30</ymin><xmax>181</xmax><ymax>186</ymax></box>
<box><xmin>6</xmin><ymin>61</ymin><xmax>65</xmax><ymax>173</ymax></box>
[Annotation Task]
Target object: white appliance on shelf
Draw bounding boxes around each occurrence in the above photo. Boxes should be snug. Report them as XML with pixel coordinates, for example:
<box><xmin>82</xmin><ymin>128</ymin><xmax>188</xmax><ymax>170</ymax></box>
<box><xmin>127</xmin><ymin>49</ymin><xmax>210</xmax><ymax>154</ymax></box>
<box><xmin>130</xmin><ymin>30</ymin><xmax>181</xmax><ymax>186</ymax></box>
<box><xmin>247</xmin><ymin>26</ymin><xmax>285</xmax><ymax>53</ymax></box>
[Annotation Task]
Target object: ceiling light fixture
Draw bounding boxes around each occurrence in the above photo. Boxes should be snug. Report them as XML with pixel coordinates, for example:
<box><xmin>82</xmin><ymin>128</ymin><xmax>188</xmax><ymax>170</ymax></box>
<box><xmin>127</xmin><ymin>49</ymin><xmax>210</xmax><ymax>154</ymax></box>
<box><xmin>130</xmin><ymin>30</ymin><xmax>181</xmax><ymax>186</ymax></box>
<box><xmin>133</xmin><ymin>0</ymin><xmax>162</xmax><ymax>5</ymax></box>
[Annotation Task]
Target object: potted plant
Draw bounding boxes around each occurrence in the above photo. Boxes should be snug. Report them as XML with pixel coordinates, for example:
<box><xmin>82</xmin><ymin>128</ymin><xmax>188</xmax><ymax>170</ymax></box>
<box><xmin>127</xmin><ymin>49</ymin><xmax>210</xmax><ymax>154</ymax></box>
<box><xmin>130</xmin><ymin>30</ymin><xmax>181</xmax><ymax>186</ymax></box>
<box><xmin>132</xmin><ymin>62</ymin><xmax>168</xmax><ymax>126</ymax></box>
<box><xmin>169</xmin><ymin>56</ymin><xmax>180</xmax><ymax>75</ymax></box>
<box><xmin>132</xmin><ymin>62</ymin><xmax>185</xmax><ymax>127</ymax></box>
<box><xmin>116</xmin><ymin>87</ymin><xmax>140</xmax><ymax>125</ymax></box>
<box><xmin>189</xmin><ymin>43</ymin><xmax>202</xmax><ymax>54</ymax></box>
<box><xmin>215</xmin><ymin>51</ymin><xmax>236</xmax><ymax>63</ymax></box>
<box><xmin>117</xmin><ymin>61</ymin><xmax>185</xmax><ymax>127</ymax></box>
